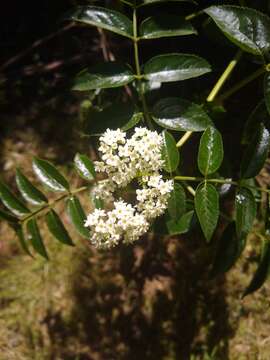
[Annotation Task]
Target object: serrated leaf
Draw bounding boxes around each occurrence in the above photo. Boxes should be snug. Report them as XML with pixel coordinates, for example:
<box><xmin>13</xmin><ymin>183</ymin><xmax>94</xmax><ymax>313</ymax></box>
<box><xmin>166</xmin><ymin>210</ymin><xmax>194</xmax><ymax>235</ymax></box>
<box><xmin>240</xmin><ymin>123</ymin><xmax>270</xmax><ymax>178</ymax></box>
<box><xmin>27</xmin><ymin>218</ymin><xmax>49</xmax><ymax>259</ymax></box>
<box><xmin>161</xmin><ymin>130</ymin><xmax>180</xmax><ymax>173</ymax></box>
<box><xmin>235</xmin><ymin>187</ymin><xmax>256</xmax><ymax>240</ymax></box>
<box><xmin>205</xmin><ymin>6</ymin><xmax>270</xmax><ymax>56</ymax></box>
<box><xmin>84</xmin><ymin>102</ymin><xmax>142</xmax><ymax>135</ymax></box>
<box><xmin>74</xmin><ymin>154</ymin><xmax>96</xmax><ymax>181</ymax></box>
<box><xmin>264</xmin><ymin>72</ymin><xmax>270</xmax><ymax>116</ymax></box>
<box><xmin>243</xmin><ymin>240</ymin><xmax>270</xmax><ymax>297</ymax></box>
<box><xmin>46</xmin><ymin>210</ymin><xmax>74</xmax><ymax>246</ymax></box>
<box><xmin>242</xmin><ymin>100</ymin><xmax>270</xmax><ymax>144</ymax></box>
<box><xmin>67</xmin><ymin>196</ymin><xmax>89</xmax><ymax>238</ymax></box>
<box><xmin>0</xmin><ymin>180</ymin><xmax>30</xmax><ymax>217</ymax></box>
<box><xmin>167</xmin><ymin>182</ymin><xmax>186</xmax><ymax>220</ymax></box>
<box><xmin>33</xmin><ymin>157</ymin><xmax>69</xmax><ymax>192</ymax></box>
<box><xmin>211</xmin><ymin>222</ymin><xmax>245</xmax><ymax>276</ymax></box>
<box><xmin>73</xmin><ymin>62</ymin><xmax>135</xmax><ymax>91</ymax></box>
<box><xmin>67</xmin><ymin>6</ymin><xmax>133</xmax><ymax>38</ymax></box>
<box><xmin>15</xmin><ymin>169</ymin><xmax>48</xmax><ymax>206</ymax></box>
<box><xmin>144</xmin><ymin>54</ymin><xmax>211</xmax><ymax>83</ymax></box>
<box><xmin>152</xmin><ymin>97</ymin><xmax>212</xmax><ymax>132</ymax></box>
<box><xmin>198</xmin><ymin>126</ymin><xmax>224</xmax><ymax>176</ymax></box>
<box><xmin>195</xmin><ymin>182</ymin><xmax>219</xmax><ymax>242</ymax></box>
<box><xmin>140</xmin><ymin>15</ymin><xmax>197</xmax><ymax>39</ymax></box>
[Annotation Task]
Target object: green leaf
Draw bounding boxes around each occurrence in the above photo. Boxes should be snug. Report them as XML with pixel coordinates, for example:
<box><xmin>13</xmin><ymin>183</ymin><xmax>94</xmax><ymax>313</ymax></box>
<box><xmin>0</xmin><ymin>180</ymin><xmax>30</xmax><ymax>217</ymax></box>
<box><xmin>243</xmin><ymin>240</ymin><xmax>270</xmax><ymax>298</ymax></box>
<box><xmin>166</xmin><ymin>210</ymin><xmax>194</xmax><ymax>235</ymax></box>
<box><xmin>264</xmin><ymin>72</ymin><xmax>270</xmax><ymax>116</ymax></box>
<box><xmin>46</xmin><ymin>209</ymin><xmax>74</xmax><ymax>246</ymax></box>
<box><xmin>121</xmin><ymin>112</ymin><xmax>143</xmax><ymax>132</ymax></box>
<box><xmin>33</xmin><ymin>157</ymin><xmax>70</xmax><ymax>192</ymax></box>
<box><xmin>152</xmin><ymin>97</ymin><xmax>212</xmax><ymax>132</ymax></box>
<box><xmin>242</xmin><ymin>100</ymin><xmax>270</xmax><ymax>144</ymax></box>
<box><xmin>140</xmin><ymin>15</ymin><xmax>197</xmax><ymax>39</ymax></box>
<box><xmin>84</xmin><ymin>102</ymin><xmax>142</xmax><ymax>135</ymax></box>
<box><xmin>211</xmin><ymin>222</ymin><xmax>245</xmax><ymax>276</ymax></box>
<box><xmin>67</xmin><ymin>196</ymin><xmax>90</xmax><ymax>238</ymax></box>
<box><xmin>167</xmin><ymin>182</ymin><xmax>186</xmax><ymax>220</ymax></box>
<box><xmin>73</xmin><ymin>62</ymin><xmax>135</xmax><ymax>91</ymax></box>
<box><xmin>205</xmin><ymin>6</ymin><xmax>270</xmax><ymax>56</ymax></box>
<box><xmin>67</xmin><ymin>6</ymin><xmax>133</xmax><ymax>39</ymax></box>
<box><xmin>27</xmin><ymin>218</ymin><xmax>49</xmax><ymax>259</ymax></box>
<box><xmin>0</xmin><ymin>209</ymin><xmax>18</xmax><ymax>223</ymax></box>
<box><xmin>240</xmin><ymin>123</ymin><xmax>270</xmax><ymax>178</ymax></box>
<box><xmin>74</xmin><ymin>154</ymin><xmax>96</xmax><ymax>181</ymax></box>
<box><xmin>15</xmin><ymin>226</ymin><xmax>32</xmax><ymax>256</ymax></box>
<box><xmin>195</xmin><ymin>182</ymin><xmax>219</xmax><ymax>242</ymax></box>
<box><xmin>235</xmin><ymin>187</ymin><xmax>256</xmax><ymax>240</ymax></box>
<box><xmin>144</xmin><ymin>54</ymin><xmax>211</xmax><ymax>83</ymax></box>
<box><xmin>15</xmin><ymin>169</ymin><xmax>48</xmax><ymax>206</ymax></box>
<box><xmin>161</xmin><ymin>130</ymin><xmax>180</xmax><ymax>173</ymax></box>
<box><xmin>198</xmin><ymin>126</ymin><xmax>224</xmax><ymax>176</ymax></box>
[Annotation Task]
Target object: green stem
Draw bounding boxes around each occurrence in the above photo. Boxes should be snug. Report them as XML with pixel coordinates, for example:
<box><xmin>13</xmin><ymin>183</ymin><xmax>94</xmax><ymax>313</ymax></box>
<box><xmin>20</xmin><ymin>185</ymin><xmax>90</xmax><ymax>224</ymax></box>
<box><xmin>207</xmin><ymin>50</ymin><xmax>242</xmax><ymax>102</ymax></box>
<box><xmin>174</xmin><ymin>176</ymin><xmax>270</xmax><ymax>194</ymax></box>
<box><xmin>133</xmin><ymin>7</ymin><xmax>153</xmax><ymax>129</ymax></box>
<box><xmin>218</xmin><ymin>65</ymin><xmax>266</xmax><ymax>102</ymax></box>
<box><xmin>176</xmin><ymin>51</ymin><xmax>242</xmax><ymax>148</ymax></box>
<box><xmin>185</xmin><ymin>10</ymin><xmax>203</xmax><ymax>21</ymax></box>
<box><xmin>176</xmin><ymin>131</ymin><xmax>193</xmax><ymax>148</ymax></box>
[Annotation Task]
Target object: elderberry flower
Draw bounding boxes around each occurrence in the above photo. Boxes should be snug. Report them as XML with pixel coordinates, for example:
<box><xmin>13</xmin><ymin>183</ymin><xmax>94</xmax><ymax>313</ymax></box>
<box><xmin>85</xmin><ymin>127</ymin><xmax>174</xmax><ymax>248</ymax></box>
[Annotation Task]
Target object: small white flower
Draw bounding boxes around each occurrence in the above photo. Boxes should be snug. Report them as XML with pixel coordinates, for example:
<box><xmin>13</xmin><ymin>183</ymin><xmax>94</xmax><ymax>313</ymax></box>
<box><xmin>85</xmin><ymin>127</ymin><xmax>174</xmax><ymax>248</ymax></box>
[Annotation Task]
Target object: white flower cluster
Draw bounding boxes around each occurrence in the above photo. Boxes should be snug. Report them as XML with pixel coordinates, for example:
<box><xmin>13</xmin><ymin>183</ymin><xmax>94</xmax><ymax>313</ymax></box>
<box><xmin>85</xmin><ymin>127</ymin><xmax>173</xmax><ymax>249</ymax></box>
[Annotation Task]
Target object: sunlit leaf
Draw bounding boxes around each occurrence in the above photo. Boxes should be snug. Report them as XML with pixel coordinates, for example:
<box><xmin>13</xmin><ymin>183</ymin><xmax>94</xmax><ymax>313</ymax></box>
<box><xmin>33</xmin><ymin>157</ymin><xmax>70</xmax><ymax>192</ymax></box>
<box><xmin>67</xmin><ymin>6</ymin><xmax>133</xmax><ymax>38</ymax></box>
<box><xmin>27</xmin><ymin>218</ymin><xmax>49</xmax><ymax>259</ymax></box>
<box><xmin>140</xmin><ymin>15</ymin><xmax>197</xmax><ymax>39</ymax></box>
<box><xmin>67</xmin><ymin>196</ymin><xmax>89</xmax><ymax>238</ymax></box>
<box><xmin>74</xmin><ymin>154</ymin><xmax>96</xmax><ymax>181</ymax></box>
<box><xmin>195</xmin><ymin>182</ymin><xmax>219</xmax><ymax>242</ymax></box>
<box><xmin>235</xmin><ymin>187</ymin><xmax>256</xmax><ymax>240</ymax></box>
<box><xmin>161</xmin><ymin>130</ymin><xmax>180</xmax><ymax>172</ymax></box>
<box><xmin>243</xmin><ymin>240</ymin><xmax>270</xmax><ymax>297</ymax></box>
<box><xmin>198</xmin><ymin>126</ymin><xmax>224</xmax><ymax>176</ymax></box>
<box><xmin>205</xmin><ymin>6</ymin><xmax>270</xmax><ymax>56</ymax></box>
<box><xmin>73</xmin><ymin>62</ymin><xmax>135</xmax><ymax>91</ymax></box>
<box><xmin>0</xmin><ymin>180</ymin><xmax>30</xmax><ymax>217</ymax></box>
<box><xmin>144</xmin><ymin>54</ymin><xmax>211</xmax><ymax>83</ymax></box>
<box><xmin>15</xmin><ymin>168</ymin><xmax>48</xmax><ymax>206</ymax></box>
<box><xmin>46</xmin><ymin>210</ymin><xmax>74</xmax><ymax>246</ymax></box>
<box><xmin>240</xmin><ymin>123</ymin><xmax>270</xmax><ymax>178</ymax></box>
<box><xmin>152</xmin><ymin>97</ymin><xmax>212</xmax><ymax>132</ymax></box>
